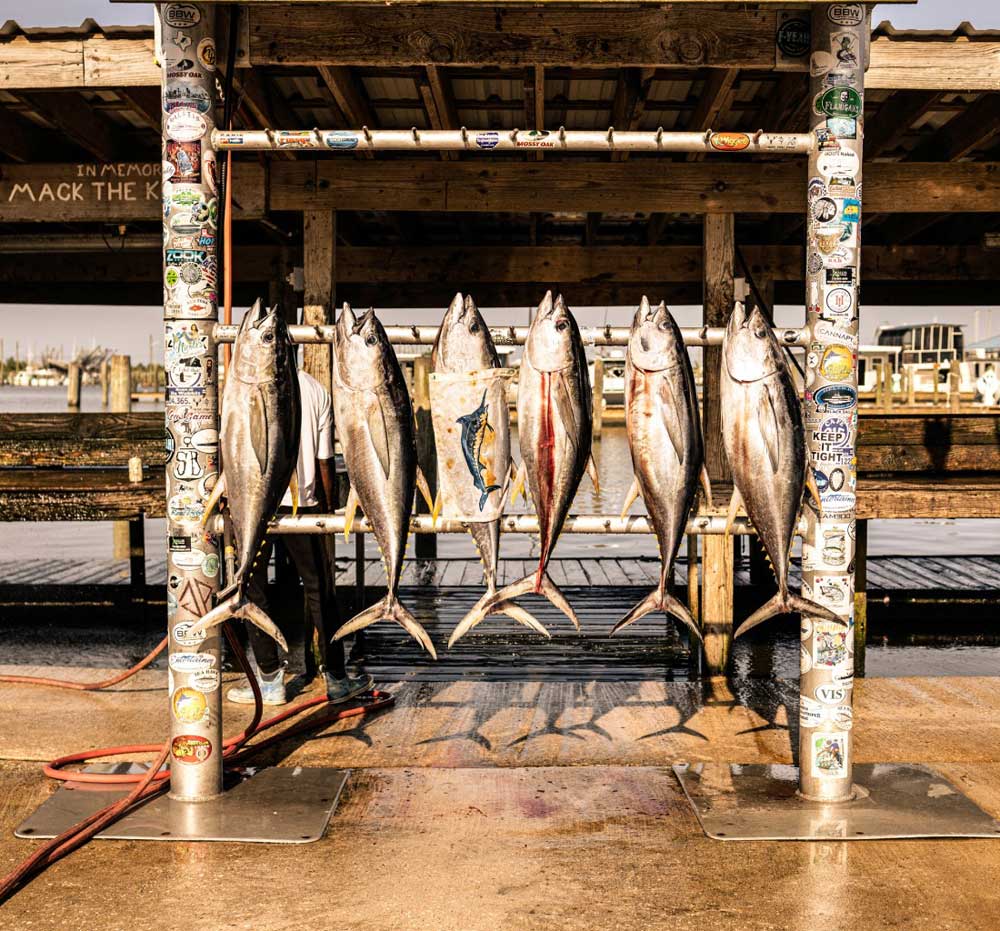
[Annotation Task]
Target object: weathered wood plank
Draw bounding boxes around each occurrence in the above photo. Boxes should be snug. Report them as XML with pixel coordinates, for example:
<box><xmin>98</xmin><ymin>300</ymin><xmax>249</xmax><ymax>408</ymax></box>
<box><xmin>0</xmin><ymin>469</ymin><xmax>166</xmax><ymax>520</ymax></box>
<box><xmin>0</xmin><ymin>162</ymin><xmax>267</xmax><ymax>222</ymax></box>
<box><xmin>0</xmin><ymin>413</ymin><xmax>164</xmax><ymax>467</ymax></box>
<box><xmin>702</xmin><ymin>213</ymin><xmax>733</xmax><ymax>483</ymax></box>
<box><xmin>0</xmin><ymin>37</ymin><xmax>157</xmax><ymax>89</ymax></box>
<box><xmin>249</xmin><ymin>6</ymin><xmax>778</xmax><ymax>69</ymax></box>
<box><xmin>273</xmin><ymin>161</ymin><xmax>1000</xmax><ymax>215</ymax></box>
<box><xmin>868</xmin><ymin>37</ymin><xmax>1000</xmax><ymax>91</ymax></box>
<box><xmin>855</xmin><ymin>475</ymin><xmax>1000</xmax><ymax>520</ymax></box>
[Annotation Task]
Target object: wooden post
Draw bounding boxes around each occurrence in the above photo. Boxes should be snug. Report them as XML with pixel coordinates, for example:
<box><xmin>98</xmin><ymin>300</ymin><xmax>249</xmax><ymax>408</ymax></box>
<box><xmin>854</xmin><ymin>519</ymin><xmax>868</xmax><ymax>678</ymax></box>
<box><xmin>591</xmin><ymin>355</ymin><xmax>604</xmax><ymax>440</ymax></box>
<box><xmin>932</xmin><ymin>362</ymin><xmax>941</xmax><ymax>406</ymax></box>
<box><xmin>701</xmin><ymin>212</ymin><xmax>735</xmax><ymax>673</ymax></box>
<box><xmin>949</xmin><ymin>365</ymin><xmax>961</xmax><ymax>410</ymax></box>
<box><xmin>303</xmin><ymin>210</ymin><xmax>335</xmax><ymax>392</ymax></box>
<box><xmin>906</xmin><ymin>364</ymin><xmax>916</xmax><ymax>406</ymax></box>
<box><xmin>412</xmin><ymin>354</ymin><xmax>437</xmax><ymax>558</ymax></box>
<box><xmin>686</xmin><ymin>533</ymin><xmax>699</xmax><ymax>623</ymax></box>
<box><xmin>111</xmin><ymin>355</ymin><xmax>133</xmax><ymax>561</ymax></box>
<box><xmin>700</xmin><ymin>535</ymin><xmax>734</xmax><ymax>675</ymax></box>
<box><xmin>100</xmin><ymin>359</ymin><xmax>109</xmax><ymax>406</ymax></box>
<box><xmin>66</xmin><ymin>361</ymin><xmax>82</xmax><ymax>409</ymax></box>
<box><xmin>109</xmin><ymin>354</ymin><xmax>131</xmax><ymax>412</ymax></box>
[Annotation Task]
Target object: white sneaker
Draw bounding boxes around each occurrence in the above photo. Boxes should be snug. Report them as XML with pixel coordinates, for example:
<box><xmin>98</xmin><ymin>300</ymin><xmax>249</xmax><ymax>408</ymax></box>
<box><xmin>226</xmin><ymin>666</ymin><xmax>287</xmax><ymax>705</ymax></box>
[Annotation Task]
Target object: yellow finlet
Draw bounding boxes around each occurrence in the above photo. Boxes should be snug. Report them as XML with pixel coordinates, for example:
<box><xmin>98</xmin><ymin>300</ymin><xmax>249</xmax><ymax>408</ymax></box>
<box><xmin>620</xmin><ymin>476</ymin><xmax>641</xmax><ymax>521</ymax></box>
<box><xmin>200</xmin><ymin>473</ymin><xmax>227</xmax><ymax>527</ymax></box>
<box><xmin>343</xmin><ymin>486</ymin><xmax>359</xmax><ymax>541</ymax></box>
<box><xmin>289</xmin><ymin>471</ymin><xmax>299</xmax><ymax>517</ymax></box>
<box><xmin>509</xmin><ymin>460</ymin><xmax>527</xmax><ymax>505</ymax></box>
<box><xmin>431</xmin><ymin>489</ymin><xmax>443</xmax><ymax>527</ymax></box>
<box><xmin>416</xmin><ymin>466</ymin><xmax>435</xmax><ymax>513</ymax></box>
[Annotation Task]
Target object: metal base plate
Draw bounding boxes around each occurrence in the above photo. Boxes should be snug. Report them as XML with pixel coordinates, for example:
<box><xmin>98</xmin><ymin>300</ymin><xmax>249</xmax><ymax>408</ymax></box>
<box><xmin>673</xmin><ymin>763</ymin><xmax>1000</xmax><ymax>841</ymax></box>
<box><xmin>15</xmin><ymin>766</ymin><xmax>349</xmax><ymax>844</ymax></box>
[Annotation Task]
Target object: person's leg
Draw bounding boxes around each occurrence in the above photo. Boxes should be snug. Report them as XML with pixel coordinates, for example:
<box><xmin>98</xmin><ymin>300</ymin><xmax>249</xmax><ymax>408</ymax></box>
<box><xmin>244</xmin><ymin>535</ymin><xmax>281</xmax><ymax>675</ymax></box>
<box><xmin>283</xmin><ymin>531</ymin><xmax>346</xmax><ymax>678</ymax></box>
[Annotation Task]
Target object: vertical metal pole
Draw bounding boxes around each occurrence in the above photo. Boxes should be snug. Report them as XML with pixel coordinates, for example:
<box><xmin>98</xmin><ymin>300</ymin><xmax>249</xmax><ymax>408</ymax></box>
<box><xmin>799</xmin><ymin>2</ymin><xmax>867</xmax><ymax>801</ymax></box>
<box><xmin>159</xmin><ymin>2</ymin><xmax>224</xmax><ymax>800</ymax></box>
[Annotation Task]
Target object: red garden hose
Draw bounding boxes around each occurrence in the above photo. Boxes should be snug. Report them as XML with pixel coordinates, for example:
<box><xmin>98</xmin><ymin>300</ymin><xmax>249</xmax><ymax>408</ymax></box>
<box><xmin>0</xmin><ymin>623</ymin><xmax>394</xmax><ymax>902</ymax></box>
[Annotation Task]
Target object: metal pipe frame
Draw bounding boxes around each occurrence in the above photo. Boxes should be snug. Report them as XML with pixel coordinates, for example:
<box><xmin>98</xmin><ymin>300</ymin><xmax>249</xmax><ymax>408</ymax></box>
<box><xmin>160</xmin><ymin>2</ymin><xmax>224</xmax><ymax>802</ymax></box>
<box><xmin>798</xmin><ymin>2</ymin><xmax>867</xmax><ymax>803</ymax></box>
<box><xmin>252</xmin><ymin>513</ymin><xmax>762</xmax><ymax>536</ymax></box>
<box><xmin>213</xmin><ymin>127</ymin><xmax>814</xmax><ymax>156</ymax></box>
<box><xmin>213</xmin><ymin>323</ymin><xmax>810</xmax><ymax>349</ymax></box>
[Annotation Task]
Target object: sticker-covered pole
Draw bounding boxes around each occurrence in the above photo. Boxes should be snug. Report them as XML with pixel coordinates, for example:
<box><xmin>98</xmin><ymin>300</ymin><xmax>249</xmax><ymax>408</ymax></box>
<box><xmin>799</xmin><ymin>2</ymin><xmax>867</xmax><ymax>802</ymax></box>
<box><xmin>159</xmin><ymin>2</ymin><xmax>224</xmax><ymax>801</ymax></box>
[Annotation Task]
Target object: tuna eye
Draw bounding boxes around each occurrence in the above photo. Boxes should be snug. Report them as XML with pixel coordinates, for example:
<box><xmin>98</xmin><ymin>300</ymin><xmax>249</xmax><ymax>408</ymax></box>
<box><xmin>263</xmin><ymin>332</ymin><xmax>274</xmax><ymax>343</ymax></box>
<box><xmin>365</xmin><ymin>333</ymin><xmax>377</xmax><ymax>346</ymax></box>
<box><xmin>469</xmin><ymin>322</ymin><xmax>480</xmax><ymax>333</ymax></box>
<box><xmin>555</xmin><ymin>319</ymin><xmax>568</xmax><ymax>332</ymax></box>
<box><xmin>753</xmin><ymin>323</ymin><xmax>767</xmax><ymax>338</ymax></box>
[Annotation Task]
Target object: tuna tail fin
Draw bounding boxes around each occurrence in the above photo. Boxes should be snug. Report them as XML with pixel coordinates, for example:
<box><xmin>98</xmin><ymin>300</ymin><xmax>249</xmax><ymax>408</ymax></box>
<box><xmin>333</xmin><ymin>595</ymin><xmax>437</xmax><ymax>660</ymax></box>
<box><xmin>734</xmin><ymin>591</ymin><xmax>844</xmax><ymax>639</ymax></box>
<box><xmin>448</xmin><ymin>593</ymin><xmax>552</xmax><ymax>648</ymax></box>
<box><xmin>610</xmin><ymin>587</ymin><xmax>703</xmax><ymax>643</ymax></box>
<box><xmin>187</xmin><ymin>593</ymin><xmax>289</xmax><ymax>652</ymax></box>
<box><xmin>447</xmin><ymin>571</ymin><xmax>578</xmax><ymax>646</ymax></box>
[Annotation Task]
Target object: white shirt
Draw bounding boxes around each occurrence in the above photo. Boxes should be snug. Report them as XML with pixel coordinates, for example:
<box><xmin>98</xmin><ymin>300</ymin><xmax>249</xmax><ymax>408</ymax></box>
<box><xmin>282</xmin><ymin>370</ymin><xmax>334</xmax><ymax>507</ymax></box>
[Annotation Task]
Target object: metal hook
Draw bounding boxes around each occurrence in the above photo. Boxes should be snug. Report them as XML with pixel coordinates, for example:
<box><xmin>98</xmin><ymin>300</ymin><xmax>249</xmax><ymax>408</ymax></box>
<box><xmin>362</xmin><ymin>126</ymin><xmax>372</xmax><ymax>143</ymax></box>
<box><xmin>461</xmin><ymin>126</ymin><xmax>468</xmax><ymax>146</ymax></box>
<box><xmin>559</xmin><ymin>126</ymin><xmax>567</xmax><ymax>144</ymax></box>
<box><xmin>510</xmin><ymin>128</ymin><xmax>519</xmax><ymax>142</ymax></box>
<box><xmin>606</xmin><ymin>126</ymin><xmax>614</xmax><ymax>145</ymax></box>
<box><xmin>655</xmin><ymin>126</ymin><xmax>664</xmax><ymax>146</ymax></box>
<box><xmin>411</xmin><ymin>127</ymin><xmax>420</xmax><ymax>142</ymax></box>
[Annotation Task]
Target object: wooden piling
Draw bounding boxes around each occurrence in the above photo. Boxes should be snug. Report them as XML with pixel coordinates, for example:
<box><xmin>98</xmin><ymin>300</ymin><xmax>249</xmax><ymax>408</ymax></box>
<box><xmin>100</xmin><ymin>359</ymin><xmax>109</xmax><ymax>406</ymax></box>
<box><xmin>66</xmin><ymin>361</ymin><xmax>82</xmax><ymax>409</ymax></box>
<box><xmin>906</xmin><ymin>364</ymin><xmax>916</xmax><ymax>406</ymax></box>
<box><xmin>700</xmin><ymin>535</ymin><xmax>733</xmax><ymax>675</ymax></box>
<box><xmin>932</xmin><ymin>362</ymin><xmax>941</xmax><ymax>406</ymax></box>
<box><xmin>110</xmin><ymin>355</ymin><xmax>132</xmax><ymax>561</ymax></box>
<box><xmin>700</xmin><ymin>213</ymin><xmax>735</xmax><ymax>674</ymax></box>
<box><xmin>949</xmin><ymin>366</ymin><xmax>961</xmax><ymax>411</ymax></box>
<box><xmin>592</xmin><ymin>355</ymin><xmax>604</xmax><ymax>440</ymax></box>
<box><xmin>412</xmin><ymin>354</ymin><xmax>437</xmax><ymax>558</ymax></box>
<box><xmin>686</xmin><ymin>534</ymin><xmax>699</xmax><ymax>623</ymax></box>
<box><xmin>303</xmin><ymin>210</ymin><xmax>335</xmax><ymax>393</ymax></box>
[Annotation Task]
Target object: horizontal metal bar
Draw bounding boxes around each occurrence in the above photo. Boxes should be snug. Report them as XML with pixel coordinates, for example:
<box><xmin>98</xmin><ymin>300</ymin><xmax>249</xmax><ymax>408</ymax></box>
<box><xmin>213</xmin><ymin>127</ymin><xmax>813</xmax><ymax>156</ymax></box>
<box><xmin>213</xmin><ymin>323</ymin><xmax>809</xmax><ymax>349</ymax></box>
<box><xmin>242</xmin><ymin>513</ymin><xmax>757</xmax><ymax>536</ymax></box>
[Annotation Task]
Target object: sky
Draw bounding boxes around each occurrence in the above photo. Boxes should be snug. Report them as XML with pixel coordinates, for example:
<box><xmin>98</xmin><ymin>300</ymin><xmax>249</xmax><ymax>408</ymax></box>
<box><xmin>0</xmin><ymin>0</ymin><xmax>996</xmax><ymax>362</ymax></box>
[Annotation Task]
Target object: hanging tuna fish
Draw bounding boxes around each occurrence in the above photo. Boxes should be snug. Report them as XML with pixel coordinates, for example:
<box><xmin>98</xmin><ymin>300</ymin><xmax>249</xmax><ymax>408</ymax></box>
<box><xmin>614</xmin><ymin>297</ymin><xmax>710</xmax><ymax>641</ymax></box>
<box><xmin>458</xmin><ymin>291</ymin><xmax>598</xmax><ymax>635</ymax></box>
<box><xmin>331</xmin><ymin>303</ymin><xmax>437</xmax><ymax>657</ymax></box>
<box><xmin>429</xmin><ymin>294</ymin><xmax>547</xmax><ymax>646</ymax></box>
<box><xmin>720</xmin><ymin>302</ymin><xmax>842</xmax><ymax>636</ymax></box>
<box><xmin>190</xmin><ymin>299</ymin><xmax>300</xmax><ymax>647</ymax></box>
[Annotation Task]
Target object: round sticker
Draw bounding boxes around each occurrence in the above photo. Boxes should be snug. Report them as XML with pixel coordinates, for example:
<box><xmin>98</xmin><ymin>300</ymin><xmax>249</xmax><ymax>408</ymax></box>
<box><xmin>825</xmin><ymin>287</ymin><xmax>853</xmax><ymax>316</ymax></box>
<box><xmin>828</xmin><ymin>3</ymin><xmax>864</xmax><ymax>26</ymax></box>
<box><xmin>173</xmin><ymin>621</ymin><xmax>206</xmax><ymax>647</ymax></box>
<box><xmin>171</xmin><ymin>734</ymin><xmax>212</xmax><ymax>764</ymax></box>
<box><xmin>820</xmin><ymin>345</ymin><xmax>854</xmax><ymax>381</ymax></box>
<box><xmin>172</xmin><ymin>687</ymin><xmax>208</xmax><ymax>724</ymax></box>
<box><xmin>197</xmin><ymin>37</ymin><xmax>216</xmax><ymax>71</ymax></box>
<box><xmin>166</xmin><ymin>109</ymin><xmax>208</xmax><ymax>143</ymax></box>
<box><xmin>192</xmin><ymin>670</ymin><xmax>221</xmax><ymax>693</ymax></box>
<box><xmin>817</xmin><ymin>148</ymin><xmax>860</xmax><ymax>179</ymax></box>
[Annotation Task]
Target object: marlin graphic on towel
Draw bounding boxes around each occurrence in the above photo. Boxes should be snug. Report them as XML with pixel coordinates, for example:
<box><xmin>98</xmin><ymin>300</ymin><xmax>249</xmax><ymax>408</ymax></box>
<box><xmin>457</xmin><ymin>389</ymin><xmax>501</xmax><ymax>511</ymax></box>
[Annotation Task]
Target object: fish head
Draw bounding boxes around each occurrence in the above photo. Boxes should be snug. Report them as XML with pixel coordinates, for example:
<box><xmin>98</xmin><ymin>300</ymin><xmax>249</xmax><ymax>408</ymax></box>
<box><xmin>525</xmin><ymin>291</ymin><xmax>579</xmax><ymax>372</ymax></box>
<box><xmin>723</xmin><ymin>302</ymin><xmax>783</xmax><ymax>383</ymax></box>
<box><xmin>334</xmin><ymin>303</ymin><xmax>392</xmax><ymax>390</ymax></box>
<box><xmin>232</xmin><ymin>298</ymin><xmax>290</xmax><ymax>384</ymax></box>
<box><xmin>627</xmin><ymin>297</ymin><xmax>683</xmax><ymax>372</ymax></box>
<box><xmin>433</xmin><ymin>292</ymin><xmax>498</xmax><ymax>372</ymax></box>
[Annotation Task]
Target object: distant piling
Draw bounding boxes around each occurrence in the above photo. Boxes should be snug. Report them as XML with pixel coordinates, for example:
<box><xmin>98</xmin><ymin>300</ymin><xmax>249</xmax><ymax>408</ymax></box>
<box><xmin>66</xmin><ymin>362</ymin><xmax>82</xmax><ymax>409</ymax></box>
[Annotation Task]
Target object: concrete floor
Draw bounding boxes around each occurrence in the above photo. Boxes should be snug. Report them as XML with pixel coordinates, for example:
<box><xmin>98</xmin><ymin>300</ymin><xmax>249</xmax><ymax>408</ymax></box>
<box><xmin>2</xmin><ymin>668</ymin><xmax>1000</xmax><ymax>929</ymax></box>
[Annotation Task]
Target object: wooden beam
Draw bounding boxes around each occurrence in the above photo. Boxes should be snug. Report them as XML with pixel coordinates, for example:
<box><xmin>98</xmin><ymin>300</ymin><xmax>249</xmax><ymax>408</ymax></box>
<box><xmin>0</xmin><ymin>35</ymin><xmax>157</xmax><ymax>90</ymax></box>
<box><xmin>270</xmin><ymin>161</ymin><xmax>1000</xmax><ymax>215</ymax></box>
<box><xmin>864</xmin><ymin>90</ymin><xmax>941</xmax><ymax>158</ymax></box>
<box><xmin>905</xmin><ymin>92</ymin><xmax>1000</xmax><ymax>162</ymax></box>
<box><xmin>419</xmin><ymin>66</ymin><xmax>460</xmax><ymax>161</ymax></box>
<box><xmin>868</xmin><ymin>36</ymin><xmax>1000</xmax><ymax>91</ymax></box>
<box><xmin>0</xmin><ymin>162</ymin><xmax>267</xmax><ymax>222</ymax></box>
<box><xmin>4</xmin><ymin>245</ymin><xmax>996</xmax><ymax>286</ymax></box>
<box><xmin>19</xmin><ymin>92</ymin><xmax>125</xmax><ymax>162</ymax></box>
<box><xmin>115</xmin><ymin>87</ymin><xmax>163</xmax><ymax>134</ymax></box>
<box><xmin>756</xmin><ymin>73</ymin><xmax>805</xmax><ymax>132</ymax></box>
<box><xmin>248</xmin><ymin>6</ymin><xmax>779</xmax><ymax>69</ymax></box>
<box><xmin>317</xmin><ymin>65</ymin><xmax>378</xmax><ymax>128</ymax></box>
<box><xmin>610</xmin><ymin>67</ymin><xmax>655</xmax><ymax>162</ymax></box>
<box><xmin>685</xmin><ymin>67</ymin><xmax>739</xmax><ymax>162</ymax></box>
<box><xmin>702</xmin><ymin>213</ymin><xmax>733</xmax><ymax>484</ymax></box>
<box><xmin>303</xmin><ymin>210</ymin><xmax>335</xmax><ymax>390</ymax></box>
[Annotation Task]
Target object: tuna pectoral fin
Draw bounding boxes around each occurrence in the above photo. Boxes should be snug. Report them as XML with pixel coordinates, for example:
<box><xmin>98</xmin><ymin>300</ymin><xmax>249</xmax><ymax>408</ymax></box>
<box><xmin>507</xmin><ymin>460</ymin><xmax>527</xmax><ymax>507</ymax></box>
<box><xmin>187</xmin><ymin>595</ymin><xmax>289</xmax><ymax>652</ymax></box>
<box><xmin>342</xmin><ymin>486</ymin><xmax>360</xmax><ymax>541</ymax></box>
<box><xmin>620</xmin><ymin>476</ymin><xmax>641</xmax><ymax>520</ymax></box>
<box><xmin>288</xmin><ymin>470</ymin><xmax>299</xmax><ymax>517</ymax></box>
<box><xmin>758</xmin><ymin>383</ymin><xmax>781</xmax><ymax>475</ymax></box>
<box><xmin>734</xmin><ymin>591</ymin><xmax>844</xmax><ymax>639</ymax></box>
<box><xmin>586</xmin><ymin>454</ymin><xmax>600</xmax><ymax>494</ymax></box>
<box><xmin>199</xmin><ymin>473</ymin><xmax>227</xmax><ymax>527</ymax></box>
<box><xmin>700</xmin><ymin>465</ymin><xmax>713</xmax><ymax>508</ymax></box>
<box><xmin>724</xmin><ymin>486</ymin><xmax>744</xmax><ymax>537</ymax></box>
<box><xmin>416</xmin><ymin>467</ymin><xmax>435</xmax><ymax>513</ymax></box>
<box><xmin>334</xmin><ymin>596</ymin><xmax>437</xmax><ymax>660</ymax></box>
<box><xmin>805</xmin><ymin>465</ymin><xmax>823</xmax><ymax>517</ymax></box>
<box><xmin>610</xmin><ymin>589</ymin><xmax>702</xmax><ymax>643</ymax></box>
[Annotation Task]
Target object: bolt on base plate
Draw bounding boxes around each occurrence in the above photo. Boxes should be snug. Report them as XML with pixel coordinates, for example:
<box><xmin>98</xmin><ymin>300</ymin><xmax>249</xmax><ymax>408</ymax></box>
<box><xmin>673</xmin><ymin>763</ymin><xmax>1000</xmax><ymax>841</ymax></box>
<box><xmin>15</xmin><ymin>765</ymin><xmax>349</xmax><ymax>844</ymax></box>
